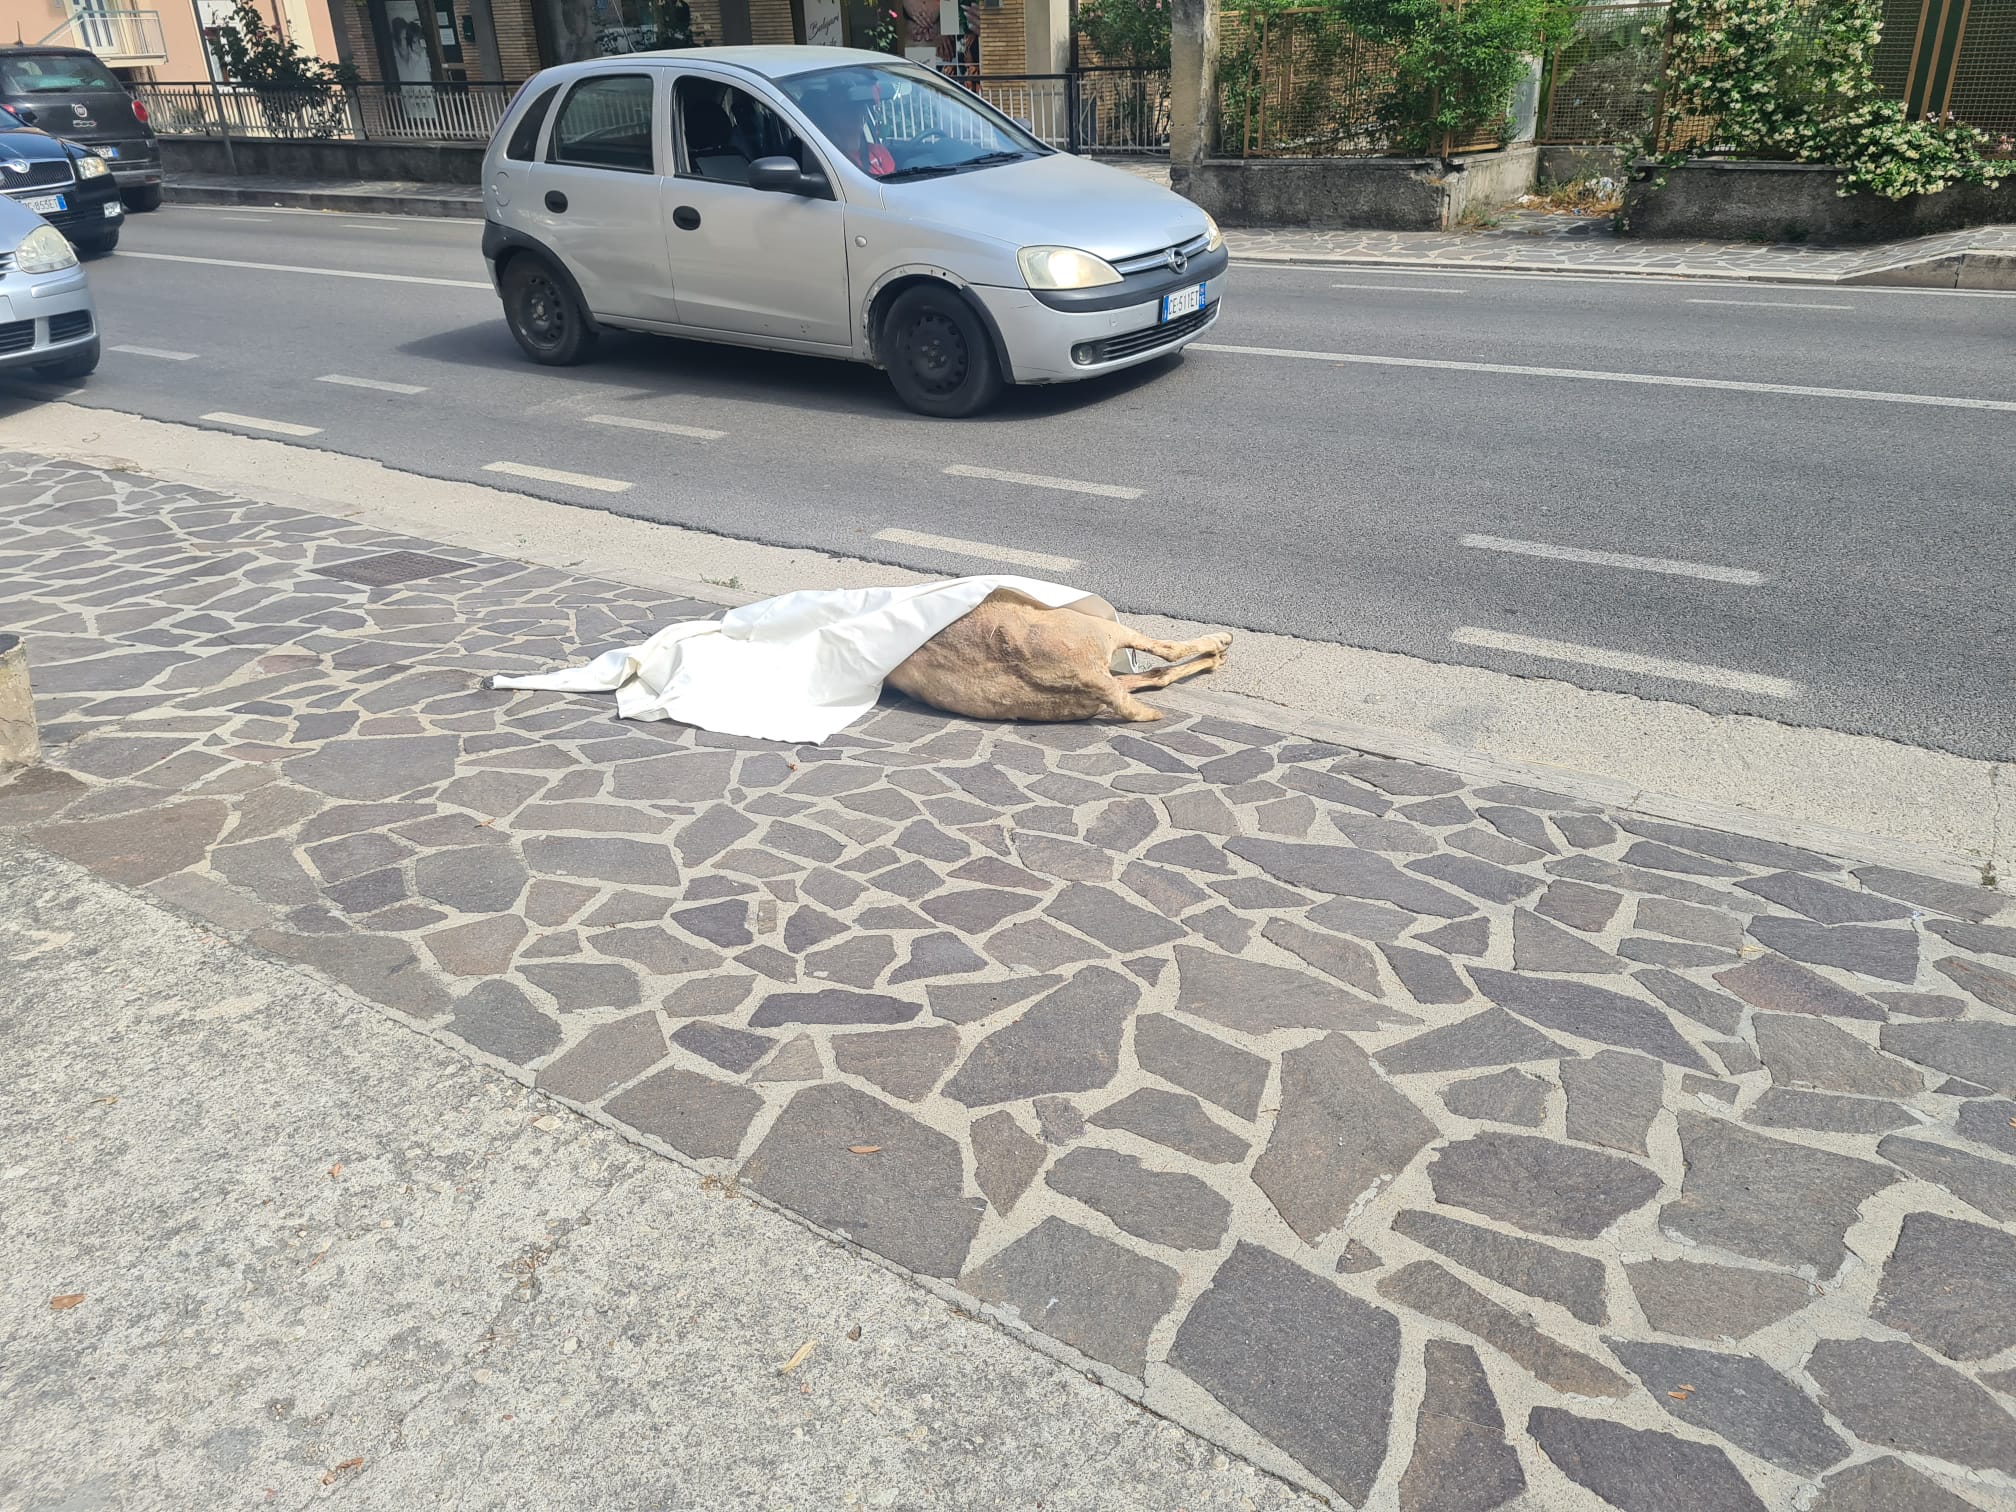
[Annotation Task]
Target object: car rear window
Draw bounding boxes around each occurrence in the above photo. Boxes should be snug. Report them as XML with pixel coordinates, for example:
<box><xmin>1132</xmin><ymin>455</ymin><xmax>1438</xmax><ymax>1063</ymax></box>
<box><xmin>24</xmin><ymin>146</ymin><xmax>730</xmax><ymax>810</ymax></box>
<box><xmin>0</xmin><ymin>54</ymin><xmax>125</xmax><ymax>94</ymax></box>
<box><xmin>549</xmin><ymin>74</ymin><xmax>655</xmax><ymax>173</ymax></box>
<box><xmin>504</xmin><ymin>83</ymin><xmax>561</xmax><ymax>162</ymax></box>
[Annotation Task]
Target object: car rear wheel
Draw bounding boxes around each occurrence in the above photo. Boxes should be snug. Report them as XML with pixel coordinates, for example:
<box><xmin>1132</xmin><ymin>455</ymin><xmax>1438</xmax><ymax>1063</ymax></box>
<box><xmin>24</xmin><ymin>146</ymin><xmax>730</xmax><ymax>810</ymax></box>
<box><xmin>882</xmin><ymin>285</ymin><xmax>1003</xmax><ymax>419</ymax></box>
<box><xmin>37</xmin><ymin>336</ymin><xmax>99</xmax><ymax>382</ymax></box>
<box><xmin>122</xmin><ymin>186</ymin><xmax>163</xmax><ymax>212</ymax></box>
<box><xmin>503</xmin><ymin>255</ymin><xmax>596</xmax><ymax>366</ymax></box>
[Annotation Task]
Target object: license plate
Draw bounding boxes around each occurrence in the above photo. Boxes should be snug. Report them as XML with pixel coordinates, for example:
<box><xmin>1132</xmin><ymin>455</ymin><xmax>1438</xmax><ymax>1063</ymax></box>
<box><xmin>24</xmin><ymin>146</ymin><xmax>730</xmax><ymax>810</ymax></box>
<box><xmin>96</xmin><ymin>145</ymin><xmax>120</xmax><ymax>159</ymax></box>
<box><xmin>1161</xmin><ymin>282</ymin><xmax>1206</xmax><ymax>322</ymax></box>
<box><xmin>21</xmin><ymin>194</ymin><xmax>67</xmax><ymax>214</ymax></box>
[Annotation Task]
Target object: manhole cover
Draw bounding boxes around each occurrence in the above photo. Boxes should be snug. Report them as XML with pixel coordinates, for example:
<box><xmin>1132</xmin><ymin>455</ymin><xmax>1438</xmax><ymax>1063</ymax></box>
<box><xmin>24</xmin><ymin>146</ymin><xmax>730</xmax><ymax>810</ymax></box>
<box><xmin>313</xmin><ymin>551</ymin><xmax>469</xmax><ymax>588</ymax></box>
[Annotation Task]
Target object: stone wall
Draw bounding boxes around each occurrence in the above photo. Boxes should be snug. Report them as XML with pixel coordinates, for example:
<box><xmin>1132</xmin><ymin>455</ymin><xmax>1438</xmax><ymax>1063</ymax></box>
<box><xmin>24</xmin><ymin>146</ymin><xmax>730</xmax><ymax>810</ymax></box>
<box><xmin>162</xmin><ymin>136</ymin><xmax>488</xmax><ymax>184</ymax></box>
<box><xmin>1624</xmin><ymin>159</ymin><xmax>2016</xmax><ymax>244</ymax></box>
<box><xmin>1174</xmin><ymin>146</ymin><xmax>1539</xmax><ymax>232</ymax></box>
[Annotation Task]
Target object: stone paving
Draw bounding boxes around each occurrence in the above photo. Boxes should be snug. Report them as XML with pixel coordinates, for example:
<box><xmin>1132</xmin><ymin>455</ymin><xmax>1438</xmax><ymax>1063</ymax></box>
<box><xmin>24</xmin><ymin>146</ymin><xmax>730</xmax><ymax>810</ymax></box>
<box><xmin>5</xmin><ymin>450</ymin><xmax>2016</xmax><ymax>1511</ymax></box>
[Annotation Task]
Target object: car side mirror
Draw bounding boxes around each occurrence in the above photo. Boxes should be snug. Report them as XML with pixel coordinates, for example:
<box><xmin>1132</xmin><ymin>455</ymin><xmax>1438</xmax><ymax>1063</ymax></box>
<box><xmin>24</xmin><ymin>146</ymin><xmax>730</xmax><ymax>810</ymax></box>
<box><xmin>749</xmin><ymin>155</ymin><xmax>819</xmax><ymax>196</ymax></box>
<box><xmin>13</xmin><ymin>107</ymin><xmax>36</xmax><ymax>124</ymax></box>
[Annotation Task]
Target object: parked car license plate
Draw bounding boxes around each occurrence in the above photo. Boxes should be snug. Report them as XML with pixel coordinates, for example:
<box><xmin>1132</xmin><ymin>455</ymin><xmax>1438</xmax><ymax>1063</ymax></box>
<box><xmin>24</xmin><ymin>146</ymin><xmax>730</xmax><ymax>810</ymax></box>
<box><xmin>1161</xmin><ymin>283</ymin><xmax>1206</xmax><ymax>322</ymax></box>
<box><xmin>21</xmin><ymin>194</ymin><xmax>67</xmax><ymax>214</ymax></box>
<box><xmin>96</xmin><ymin>146</ymin><xmax>121</xmax><ymax>159</ymax></box>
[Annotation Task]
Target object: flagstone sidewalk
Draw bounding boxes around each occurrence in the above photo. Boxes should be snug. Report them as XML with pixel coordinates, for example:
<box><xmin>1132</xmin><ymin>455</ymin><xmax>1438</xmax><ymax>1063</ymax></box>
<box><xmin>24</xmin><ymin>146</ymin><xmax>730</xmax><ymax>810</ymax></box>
<box><xmin>4</xmin><ymin>450</ymin><xmax>2016</xmax><ymax>1510</ymax></box>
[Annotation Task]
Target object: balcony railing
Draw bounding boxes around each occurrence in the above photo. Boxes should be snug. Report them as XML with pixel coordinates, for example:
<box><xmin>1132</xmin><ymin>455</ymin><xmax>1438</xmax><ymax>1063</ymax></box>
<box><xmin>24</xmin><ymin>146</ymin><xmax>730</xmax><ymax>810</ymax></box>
<box><xmin>37</xmin><ymin>7</ymin><xmax>169</xmax><ymax>65</ymax></box>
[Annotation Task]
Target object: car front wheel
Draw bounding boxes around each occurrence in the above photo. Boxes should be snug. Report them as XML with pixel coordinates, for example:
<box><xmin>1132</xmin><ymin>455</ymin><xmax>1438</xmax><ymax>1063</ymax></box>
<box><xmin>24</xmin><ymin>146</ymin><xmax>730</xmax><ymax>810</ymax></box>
<box><xmin>503</xmin><ymin>255</ymin><xmax>596</xmax><ymax>366</ymax></box>
<box><xmin>122</xmin><ymin>186</ymin><xmax>164</xmax><ymax>212</ymax></box>
<box><xmin>882</xmin><ymin>284</ymin><xmax>1004</xmax><ymax>419</ymax></box>
<box><xmin>75</xmin><ymin>229</ymin><xmax>118</xmax><ymax>257</ymax></box>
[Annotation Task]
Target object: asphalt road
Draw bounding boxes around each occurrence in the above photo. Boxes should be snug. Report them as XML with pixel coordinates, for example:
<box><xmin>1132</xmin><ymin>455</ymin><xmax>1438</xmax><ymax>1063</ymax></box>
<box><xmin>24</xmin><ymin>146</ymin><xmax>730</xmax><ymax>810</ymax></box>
<box><xmin>17</xmin><ymin>203</ymin><xmax>2016</xmax><ymax>759</ymax></box>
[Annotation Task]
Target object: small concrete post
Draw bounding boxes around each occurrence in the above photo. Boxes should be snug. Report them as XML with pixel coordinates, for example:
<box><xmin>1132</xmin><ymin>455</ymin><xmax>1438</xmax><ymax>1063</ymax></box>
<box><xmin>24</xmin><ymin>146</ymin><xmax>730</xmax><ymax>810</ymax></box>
<box><xmin>1169</xmin><ymin>0</ymin><xmax>1218</xmax><ymax>184</ymax></box>
<box><xmin>0</xmin><ymin>633</ymin><xmax>39</xmax><ymax>770</ymax></box>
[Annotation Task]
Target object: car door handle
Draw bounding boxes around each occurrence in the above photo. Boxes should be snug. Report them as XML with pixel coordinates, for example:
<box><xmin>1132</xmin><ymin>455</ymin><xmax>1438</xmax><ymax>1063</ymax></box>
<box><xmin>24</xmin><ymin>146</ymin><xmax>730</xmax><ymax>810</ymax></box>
<box><xmin>672</xmin><ymin>206</ymin><xmax>701</xmax><ymax>231</ymax></box>
<box><xmin>544</xmin><ymin>190</ymin><xmax>568</xmax><ymax>213</ymax></box>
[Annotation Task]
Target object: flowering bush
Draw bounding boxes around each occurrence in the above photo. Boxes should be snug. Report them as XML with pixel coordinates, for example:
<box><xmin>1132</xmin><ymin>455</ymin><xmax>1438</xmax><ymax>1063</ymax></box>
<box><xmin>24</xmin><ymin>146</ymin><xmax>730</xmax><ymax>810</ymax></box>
<box><xmin>1650</xmin><ymin>0</ymin><xmax>2003</xmax><ymax>199</ymax></box>
<box><xmin>864</xmin><ymin>4</ymin><xmax>904</xmax><ymax>52</ymax></box>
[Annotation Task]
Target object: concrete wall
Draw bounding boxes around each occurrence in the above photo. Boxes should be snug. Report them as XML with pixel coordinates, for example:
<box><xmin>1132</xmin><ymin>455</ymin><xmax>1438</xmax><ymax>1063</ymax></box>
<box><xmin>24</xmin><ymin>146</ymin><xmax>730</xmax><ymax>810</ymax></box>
<box><xmin>1623</xmin><ymin>159</ymin><xmax>2016</xmax><ymax>244</ymax></box>
<box><xmin>162</xmin><ymin>135</ymin><xmax>487</xmax><ymax>183</ymax></box>
<box><xmin>1173</xmin><ymin>146</ymin><xmax>1538</xmax><ymax>232</ymax></box>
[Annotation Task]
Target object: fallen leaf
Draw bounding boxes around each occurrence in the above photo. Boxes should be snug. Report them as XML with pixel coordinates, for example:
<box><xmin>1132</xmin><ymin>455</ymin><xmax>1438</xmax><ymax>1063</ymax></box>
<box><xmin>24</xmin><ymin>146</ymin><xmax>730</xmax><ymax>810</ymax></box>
<box><xmin>95</xmin><ymin>1095</ymin><xmax>118</xmax><ymax>1106</ymax></box>
<box><xmin>49</xmin><ymin>1293</ymin><xmax>84</xmax><ymax>1311</ymax></box>
<box><xmin>847</xmin><ymin>1324</ymin><xmax>862</xmax><ymax>1342</ymax></box>
<box><xmin>848</xmin><ymin>1145</ymin><xmax>882</xmax><ymax>1155</ymax></box>
<box><xmin>531</xmin><ymin>1114</ymin><xmax>560</xmax><ymax>1132</ymax></box>
<box><xmin>1667</xmin><ymin>1390</ymin><xmax>1690</xmax><ymax>1400</ymax></box>
<box><xmin>779</xmin><ymin>1338</ymin><xmax>817</xmax><ymax>1375</ymax></box>
<box><xmin>328</xmin><ymin>1163</ymin><xmax>343</xmax><ymax>1179</ymax></box>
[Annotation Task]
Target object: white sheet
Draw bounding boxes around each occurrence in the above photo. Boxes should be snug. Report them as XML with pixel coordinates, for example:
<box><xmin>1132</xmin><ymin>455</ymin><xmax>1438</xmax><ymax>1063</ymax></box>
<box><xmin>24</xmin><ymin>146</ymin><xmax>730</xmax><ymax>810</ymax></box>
<box><xmin>492</xmin><ymin>575</ymin><xmax>1114</xmax><ymax>744</ymax></box>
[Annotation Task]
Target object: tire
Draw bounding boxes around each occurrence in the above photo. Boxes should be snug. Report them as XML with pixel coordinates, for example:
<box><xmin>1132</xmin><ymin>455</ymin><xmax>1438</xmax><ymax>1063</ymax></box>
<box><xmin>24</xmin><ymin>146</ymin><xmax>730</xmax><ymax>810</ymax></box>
<box><xmin>881</xmin><ymin>284</ymin><xmax>1004</xmax><ymax>418</ymax></box>
<box><xmin>37</xmin><ymin>336</ymin><xmax>100</xmax><ymax>382</ymax></box>
<box><xmin>76</xmin><ymin>229</ymin><xmax>119</xmax><ymax>257</ymax></box>
<box><xmin>122</xmin><ymin>185</ymin><xmax>163</xmax><ymax>212</ymax></box>
<box><xmin>502</xmin><ymin>254</ymin><xmax>597</xmax><ymax>366</ymax></box>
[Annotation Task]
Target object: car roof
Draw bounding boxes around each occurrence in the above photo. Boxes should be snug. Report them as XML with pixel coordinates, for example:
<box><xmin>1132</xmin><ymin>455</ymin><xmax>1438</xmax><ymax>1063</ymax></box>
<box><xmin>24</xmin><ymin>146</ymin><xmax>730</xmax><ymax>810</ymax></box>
<box><xmin>585</xmin><ymin>45</ymin><xmax>902</xmax><ymax>81</ymax></box>
<box><xmin>0</xmin><ymin>45</ymin><xmax>100</xmax><ymax>59</ymax></box>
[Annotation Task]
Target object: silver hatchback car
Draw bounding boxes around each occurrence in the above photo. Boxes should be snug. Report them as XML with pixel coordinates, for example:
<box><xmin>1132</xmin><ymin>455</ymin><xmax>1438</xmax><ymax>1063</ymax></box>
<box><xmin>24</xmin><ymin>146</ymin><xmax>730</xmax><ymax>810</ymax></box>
<box><xmin>480</xmin><ymin>47</ymin><xmax>1225</xmax><ymax>416</ymax></box>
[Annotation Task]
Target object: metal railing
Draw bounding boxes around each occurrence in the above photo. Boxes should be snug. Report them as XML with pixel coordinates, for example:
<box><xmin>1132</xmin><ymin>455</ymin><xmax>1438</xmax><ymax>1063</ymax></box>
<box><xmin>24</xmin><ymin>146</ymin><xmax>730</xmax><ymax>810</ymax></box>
<box><xmin>36</xmin><ymin>5</ymin><xmax>168</xmax><ymax>64</ymax></box>
<box><xmin>963</xmin><ymin>70</ymin><xmax>1169</xmax><ymax>153</ymax></box>
<box><xmin>135</xmin><ymin>80</ymin><xmax>524</xmax><ymax>142</ymax></box>
<box><xmin>1535</xmin><ymin>2</ymin><xmax>1668</xmax><ymax>144</ymax></box>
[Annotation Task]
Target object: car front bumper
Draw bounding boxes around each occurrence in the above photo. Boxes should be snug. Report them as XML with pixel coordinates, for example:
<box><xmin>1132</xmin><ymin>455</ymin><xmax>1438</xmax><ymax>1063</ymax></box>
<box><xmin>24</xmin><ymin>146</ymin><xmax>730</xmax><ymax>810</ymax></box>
<box><xmin>973</xmin><ymin>281</ymin><xmax>1224</xmax><ymax>385</ymax></box>
<box><xmin>0</xmin><ymin>270</ymin><xmax>97</xmax><ymax>372</ymax></box>
<box><xmin>3</xmin><ymin>174</ymin><xmax>123</xmax><ymax>243</ymax></box>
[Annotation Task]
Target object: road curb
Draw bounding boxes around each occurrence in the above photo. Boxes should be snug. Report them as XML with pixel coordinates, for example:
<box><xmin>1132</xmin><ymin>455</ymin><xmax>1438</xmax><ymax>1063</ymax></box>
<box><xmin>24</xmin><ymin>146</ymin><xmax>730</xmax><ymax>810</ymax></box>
<box><xmin>1231</xmin><ymin>246</ymin><xmax>2016</xmax><ymax>289</ymax></box>
<box><xmin>163</xmin><ymin>183</ymin><xmax>483</xmax><ymax>219</ymax></box>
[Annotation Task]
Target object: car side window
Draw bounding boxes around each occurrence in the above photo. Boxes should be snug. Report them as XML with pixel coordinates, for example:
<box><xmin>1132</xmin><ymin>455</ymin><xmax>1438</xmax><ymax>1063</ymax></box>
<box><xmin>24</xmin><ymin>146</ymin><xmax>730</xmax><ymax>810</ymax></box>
<box><xmin>548</xmin><ymin>74</ymin><xmax>656</xmax><ymax>174</ymax></box>
<box><xmin>674</xmin><ymin>77</ymin><xmax>817</xmax><ymax>188</ymax></box>
<box><xmin>504</xmin><ymin>83</ymin><xmax>562</xmax><ymax>162</ymax></box>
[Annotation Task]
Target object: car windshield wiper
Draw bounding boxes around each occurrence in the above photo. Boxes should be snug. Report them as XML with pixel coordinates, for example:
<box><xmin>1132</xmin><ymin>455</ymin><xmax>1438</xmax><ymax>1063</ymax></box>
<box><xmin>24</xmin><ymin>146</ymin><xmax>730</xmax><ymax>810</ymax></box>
<box><xmin>879</xmin><ymin>162</ymin><xmax>962</xmax><ymax>181</ymax></box>
<box><xmin>960</xmin><ymin>150</ymin><xmax>1030</xmax><ymax>165</ymax></box>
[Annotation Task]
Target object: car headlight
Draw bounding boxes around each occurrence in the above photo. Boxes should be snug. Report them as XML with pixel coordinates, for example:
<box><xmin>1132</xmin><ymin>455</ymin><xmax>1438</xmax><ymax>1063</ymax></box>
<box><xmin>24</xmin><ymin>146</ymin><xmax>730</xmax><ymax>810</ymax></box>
<box><xmin>76</xmin><ymin>153</ymin><xmax>110</xmax><ymax>179</ymax></box>
<box><xmin>1017</xmin><ymin>246</ymin><xmax>1122</xmax><ymax>291</ymax></box>
<box><xmin>15</xmin><ymin>223</ymin><xmax>78</xmax><ymax>275</ymax></box>
<box><xmin>1202</xmin><ymin>211</ymin><xmax>1223</xmax><ymax>252</ymax></box>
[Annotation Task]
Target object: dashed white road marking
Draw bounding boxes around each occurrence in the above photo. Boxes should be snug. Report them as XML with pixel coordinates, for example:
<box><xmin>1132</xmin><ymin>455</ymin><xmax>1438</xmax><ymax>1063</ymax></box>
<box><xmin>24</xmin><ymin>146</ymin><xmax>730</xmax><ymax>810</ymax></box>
<box><xmin>206</xmin><ymin>214</ymin><xmax>272</xmax><ymax>222</ymax></box>
<box><xmin>943</xmin><ymin>463</ymin><xmax>1142</xmax><ymax>501</ymax></box>
<box><xmin>123</xmin><ymin>251</ymin><xmax>491</xmax><ymax>290</ymax></box>
<box><xmin>873</xmin><ymin>527</ymin><xmax>1082</xmax><ymax>574</ymax></box>
<box><xmin>201</xmin><ymin>411</ymin><xmax>322</xmax><ymax>437</ymax></box>
<box><xmin>584</xmin><ymin>413</ymin><xmax>726</xmax><ymax>441</ymax></box>
<box><xmin>1688</xmin><ymin>298</ymin><xmax>1854</xmax><ymax>311</ymax></box>
<box><xmin>1333</xmin><ymin>282</ymin><xmax>1467</xmax><ymax>294</ymax></box>
<box><xmin>1193</xmin><ymin>342</ymin><xmax>2016</xmax><ymax>413</ymax></box>
<box><xmin>483</xmin><ymin>461</ymin><xmax>632</xmax><ymax>493</ymax></box>
<box><xmin>111</xmin><ymin>344</ymin><xmax>197</xmax><ymax>361</ymax></box>
<box><xmin>1460</xmin><ymin>533</ymin><xmax>1765</xmax><ymax>586</ymax></box>
<box><xmin>318</xmin><ymin>373</ymin><xmax>428</xmax><ymax>395</ymax></box>
<box><xmin>1452</xmin><ymin>627</ymin><xmax>1802</xmax><ymax>698</ymax></box>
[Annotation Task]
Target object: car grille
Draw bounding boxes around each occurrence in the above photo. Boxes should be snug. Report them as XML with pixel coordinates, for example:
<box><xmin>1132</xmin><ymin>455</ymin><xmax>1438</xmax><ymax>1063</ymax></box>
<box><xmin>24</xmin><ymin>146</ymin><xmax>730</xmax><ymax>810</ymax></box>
<box><xmin>1077</xmin><ymin>301</ymin><xmax>1218</xmax><ymax>365</ymax></box>
<box><xmin>0</xmin><ymin>319</ymin><xmax>34</xmax><ymax>355</ymax></box>
<box><xmin>48</xmin><ymin>309</ymin><xmax>92</xmax><ymax>343</ymax></box>
<box><xmin>0</xmin><ymin>158</ymin><xmax>76</xmax><ymax>192</ymax></box>
<box><xmin>1112</xmin><ymin>233</ymin><xmax>1212</xmax><ymax>278</ymax></box>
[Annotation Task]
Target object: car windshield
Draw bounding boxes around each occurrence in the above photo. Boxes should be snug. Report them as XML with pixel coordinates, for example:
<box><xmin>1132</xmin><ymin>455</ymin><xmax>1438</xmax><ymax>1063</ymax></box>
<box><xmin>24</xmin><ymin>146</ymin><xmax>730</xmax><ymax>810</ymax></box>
<box><xmin>0</xmin><ymin>55</ymin><xmax>125</xmax><ymax>93</ymax></box>
<box><xmin>779</xmin><ymin>63</ymin><xmax>1045</xmax><ymax>181</ymax></box>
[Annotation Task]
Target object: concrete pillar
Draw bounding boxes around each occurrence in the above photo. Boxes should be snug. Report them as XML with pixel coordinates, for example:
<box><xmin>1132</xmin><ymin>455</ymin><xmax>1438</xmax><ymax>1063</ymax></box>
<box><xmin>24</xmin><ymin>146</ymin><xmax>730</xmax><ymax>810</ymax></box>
<box><xmin>1025</xmin><ymin>0</ymin><xmax>1071</xmax><ymax>76</ymax></box>
<box><xmin>0</xmin><ymin>634</ymin><xmax>39</xmax><ymax>771</ymax></box>
<box><xmin>1169</xmin><ymin>0</ymin><xmax>1216</xmax><ymax>174</ymax></box>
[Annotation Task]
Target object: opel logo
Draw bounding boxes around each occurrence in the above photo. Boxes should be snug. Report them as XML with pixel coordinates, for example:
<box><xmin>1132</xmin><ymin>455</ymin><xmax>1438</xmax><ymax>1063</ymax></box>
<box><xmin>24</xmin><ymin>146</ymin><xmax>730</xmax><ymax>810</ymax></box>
<box><xmin>1167</xmin><ymin>247</ymin><xmax>1189</xmax><ymax>274</ymax></box>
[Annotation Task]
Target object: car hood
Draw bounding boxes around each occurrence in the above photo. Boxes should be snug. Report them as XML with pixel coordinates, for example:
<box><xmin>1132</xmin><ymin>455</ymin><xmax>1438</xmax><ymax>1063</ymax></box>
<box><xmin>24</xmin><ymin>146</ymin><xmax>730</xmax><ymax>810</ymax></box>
<box><xmin>889</xmin><ymin>151</ymin><xmax>1207</xmax><ymax>262</ymax></box>
<box><xmin>0</xmin><ymin>125</ymin><xmax>76</xmax><ymax>162</ymax></box>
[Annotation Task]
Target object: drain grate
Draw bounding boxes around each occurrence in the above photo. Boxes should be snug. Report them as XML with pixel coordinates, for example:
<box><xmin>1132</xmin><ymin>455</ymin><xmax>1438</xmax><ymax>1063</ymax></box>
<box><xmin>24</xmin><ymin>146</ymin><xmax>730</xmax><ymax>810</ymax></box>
<box><xmin>313</xmin><ymin>551</ymin><xmax>469</xmax><ymax>588</ymax></box>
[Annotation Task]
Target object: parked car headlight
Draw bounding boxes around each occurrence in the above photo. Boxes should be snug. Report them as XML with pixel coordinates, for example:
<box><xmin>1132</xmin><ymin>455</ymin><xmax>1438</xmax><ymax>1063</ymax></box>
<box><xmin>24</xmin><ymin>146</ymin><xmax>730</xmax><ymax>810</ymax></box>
<box><xmin>1017</xmin><ymin>246</ymin><xmax>1122</xmax><ymax>291</ymax></box>
<box><xmin>1202</xmin><ymin>211</ymin><xmax>1223</xmax><ymax>252</ymax></box>
<box><xmin>15</xmin><ymin>223</ymin><xmax>78</xmax><ymax>274</ymax></box>
<box><xmin>75</xmin><ymin>153</ymin><xmax>111</xmax><ymax>179</ymax></box>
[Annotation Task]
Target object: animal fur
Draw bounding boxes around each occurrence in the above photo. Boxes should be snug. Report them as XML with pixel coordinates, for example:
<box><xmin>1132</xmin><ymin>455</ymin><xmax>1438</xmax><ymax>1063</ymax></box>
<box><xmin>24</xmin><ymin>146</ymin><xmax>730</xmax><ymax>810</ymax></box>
<box><xmin>886</xmin><ymin>591</ymin><xmax>1232</xmax><ymax>723</ymax></box>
